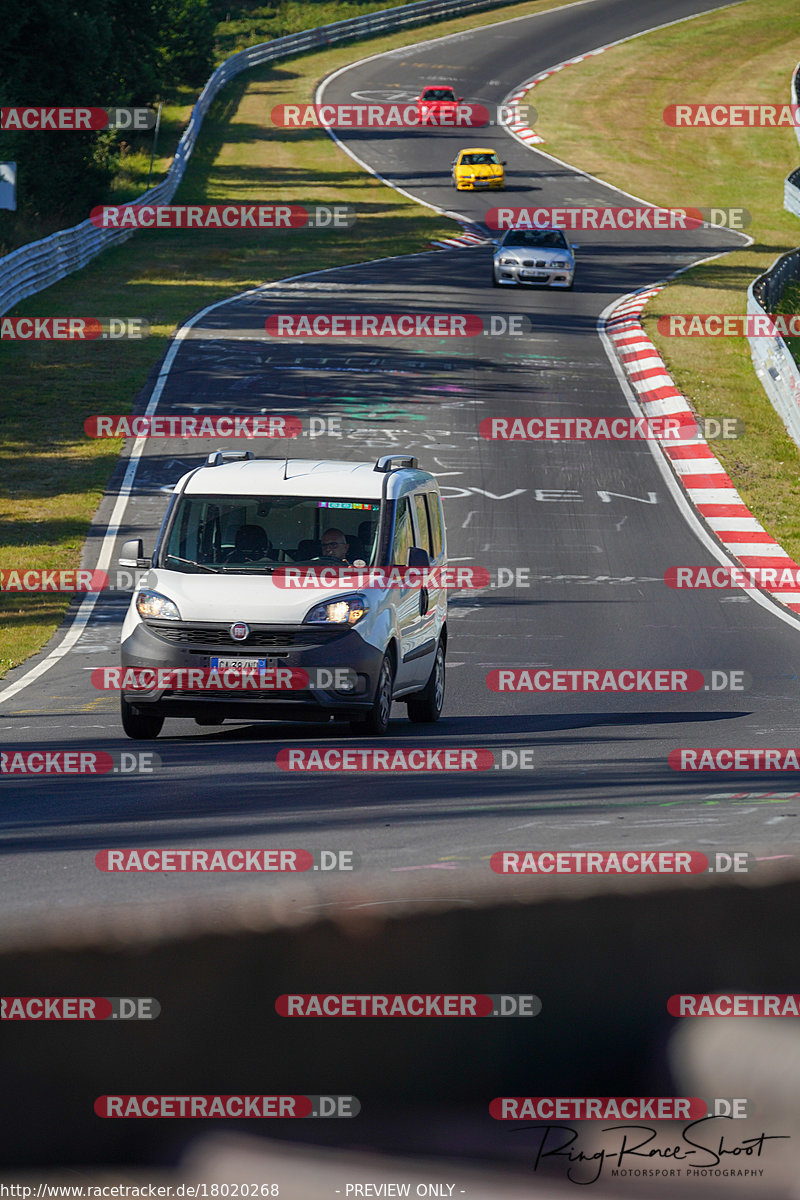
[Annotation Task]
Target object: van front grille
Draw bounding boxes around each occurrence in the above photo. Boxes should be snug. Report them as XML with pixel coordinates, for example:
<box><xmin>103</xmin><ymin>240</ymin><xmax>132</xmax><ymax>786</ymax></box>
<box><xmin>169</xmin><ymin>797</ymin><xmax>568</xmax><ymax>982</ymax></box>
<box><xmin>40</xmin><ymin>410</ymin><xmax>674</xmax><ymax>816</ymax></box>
<box><xmin>145</xmin><ymin>622</ymin><xmax>334</xmax><ymax>648</ymax></box>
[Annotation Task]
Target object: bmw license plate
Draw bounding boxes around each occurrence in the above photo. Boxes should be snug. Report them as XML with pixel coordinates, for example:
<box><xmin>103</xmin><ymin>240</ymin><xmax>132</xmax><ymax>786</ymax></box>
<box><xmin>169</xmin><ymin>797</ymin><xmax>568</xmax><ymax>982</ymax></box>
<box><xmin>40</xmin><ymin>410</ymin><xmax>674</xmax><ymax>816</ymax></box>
<box><xmin>521</xmin><ymin>271</ymin><xmax>548</xmax><ymax>280</ymax></box>
<box><xmin>211</xmin><ymin>656</ymin><xmax>269</xmax><ymax>672</ymax></box>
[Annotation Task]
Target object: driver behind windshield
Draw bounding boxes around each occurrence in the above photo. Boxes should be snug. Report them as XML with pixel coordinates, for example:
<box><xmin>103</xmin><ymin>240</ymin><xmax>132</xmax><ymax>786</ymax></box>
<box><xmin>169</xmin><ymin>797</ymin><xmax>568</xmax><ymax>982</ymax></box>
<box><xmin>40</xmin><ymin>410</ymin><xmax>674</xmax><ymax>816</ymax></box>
<box><xmin>319</xmin><ymin>528</ymin><xmax>351</xmax><ymax>561</ymax></box>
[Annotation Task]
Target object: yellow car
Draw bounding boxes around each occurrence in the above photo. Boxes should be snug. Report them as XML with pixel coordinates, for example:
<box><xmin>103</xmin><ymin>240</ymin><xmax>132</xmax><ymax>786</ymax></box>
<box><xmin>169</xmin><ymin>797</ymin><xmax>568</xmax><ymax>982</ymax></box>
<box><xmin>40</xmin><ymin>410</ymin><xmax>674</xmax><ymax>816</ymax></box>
<box><xmin>451</xmin><ymin>147</ymin><xmax>505</xmax><ymax>191</ymax></box>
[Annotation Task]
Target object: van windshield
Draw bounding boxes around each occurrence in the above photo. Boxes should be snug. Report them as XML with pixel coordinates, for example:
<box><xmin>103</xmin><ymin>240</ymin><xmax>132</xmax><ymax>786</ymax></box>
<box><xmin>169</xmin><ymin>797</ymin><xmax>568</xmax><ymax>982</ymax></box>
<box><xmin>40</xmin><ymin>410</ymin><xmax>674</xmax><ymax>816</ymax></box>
<box><xmin>161</xmin><ymin>495</ymin><xmax>382</xmax><ymax>572</ymax></box>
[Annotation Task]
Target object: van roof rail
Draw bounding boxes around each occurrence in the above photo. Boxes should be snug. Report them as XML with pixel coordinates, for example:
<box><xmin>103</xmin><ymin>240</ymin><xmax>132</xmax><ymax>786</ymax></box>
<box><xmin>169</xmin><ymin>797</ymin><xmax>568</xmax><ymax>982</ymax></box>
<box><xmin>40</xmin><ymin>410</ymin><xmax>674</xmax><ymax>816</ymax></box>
<box><xmin>374</xmin><ymin>455</ymin><xmax>419</xmax><ymax>472</ymax></box>
<box><xmin>205</xmin><ymin>450</ymin><xmax>256</xmax><ymax>467</ymax></box>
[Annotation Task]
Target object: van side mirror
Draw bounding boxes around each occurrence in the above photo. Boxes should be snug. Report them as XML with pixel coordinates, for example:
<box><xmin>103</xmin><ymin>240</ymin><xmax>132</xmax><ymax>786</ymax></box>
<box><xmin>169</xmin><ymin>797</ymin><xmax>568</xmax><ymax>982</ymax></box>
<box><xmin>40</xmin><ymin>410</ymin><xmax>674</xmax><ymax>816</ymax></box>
<box><xmin>119</xmin><ymin>538</ymin><xmax>150</xmax><ymax>568</ymax></box>
<box><xmin>407</xmin><ymin>546</ymin><xmax>430</xmax><ymax>569</ymax></box>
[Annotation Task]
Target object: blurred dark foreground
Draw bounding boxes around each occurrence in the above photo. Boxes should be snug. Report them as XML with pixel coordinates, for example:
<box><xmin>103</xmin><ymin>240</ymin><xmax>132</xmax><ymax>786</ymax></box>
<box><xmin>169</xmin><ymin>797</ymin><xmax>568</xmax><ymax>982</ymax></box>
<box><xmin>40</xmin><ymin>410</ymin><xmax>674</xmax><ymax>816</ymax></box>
<box><xmin>1</xmin><ymin>861</ymin><xmax>799</xmax><ymax>1199</ymax></box>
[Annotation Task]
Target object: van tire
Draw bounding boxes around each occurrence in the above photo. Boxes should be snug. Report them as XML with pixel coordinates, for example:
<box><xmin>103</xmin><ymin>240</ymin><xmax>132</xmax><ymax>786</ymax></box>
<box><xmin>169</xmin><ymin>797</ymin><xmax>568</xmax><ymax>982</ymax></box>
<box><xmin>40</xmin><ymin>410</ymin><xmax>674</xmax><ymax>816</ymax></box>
<box><xmin>121</xmin><ymin>696</ymin><xmax>164</xmax><ymax>740</ymax></box>
<box><xmin>353</xmin><ymin>652</ymin><xmax>394</xmax><ymax>736</ymax></box>
<box><xmin>407</xmin><ymin>641</ymin><xmax>445</xmax><ymax>723</ymax></box>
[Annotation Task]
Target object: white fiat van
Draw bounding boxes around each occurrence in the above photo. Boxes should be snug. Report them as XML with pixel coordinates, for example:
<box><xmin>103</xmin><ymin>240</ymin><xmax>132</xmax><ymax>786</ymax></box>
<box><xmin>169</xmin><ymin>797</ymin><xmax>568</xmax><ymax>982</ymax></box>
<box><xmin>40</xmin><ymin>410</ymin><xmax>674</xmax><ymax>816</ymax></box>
<box><xmin>118</xmin><ymin>453</ymin><xmax>448</xmax><ymax>738</ymax></box>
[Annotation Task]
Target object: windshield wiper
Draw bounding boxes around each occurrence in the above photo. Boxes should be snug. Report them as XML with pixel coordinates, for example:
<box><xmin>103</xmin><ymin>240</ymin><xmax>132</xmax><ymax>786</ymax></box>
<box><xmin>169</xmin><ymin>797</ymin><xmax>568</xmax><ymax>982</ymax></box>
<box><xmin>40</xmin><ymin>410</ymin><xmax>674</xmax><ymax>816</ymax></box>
<box><xmin>221</xmin><ymin>563</ymin><xmax>276</xmax><ymax>572</ymax></box>
<box><xmin>163</xmin><ymin>555</ymin><xmax>220</xmax><ymax>574</ymax></box>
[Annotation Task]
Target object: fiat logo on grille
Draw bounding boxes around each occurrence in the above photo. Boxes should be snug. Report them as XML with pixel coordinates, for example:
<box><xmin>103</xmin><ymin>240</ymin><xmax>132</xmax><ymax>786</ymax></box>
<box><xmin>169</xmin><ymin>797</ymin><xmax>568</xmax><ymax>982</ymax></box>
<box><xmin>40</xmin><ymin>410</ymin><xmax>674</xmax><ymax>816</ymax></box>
<box><xmin>230</xmin><ymin>622</ymin><xmax>250</xmax><ymax>641</ymax></box>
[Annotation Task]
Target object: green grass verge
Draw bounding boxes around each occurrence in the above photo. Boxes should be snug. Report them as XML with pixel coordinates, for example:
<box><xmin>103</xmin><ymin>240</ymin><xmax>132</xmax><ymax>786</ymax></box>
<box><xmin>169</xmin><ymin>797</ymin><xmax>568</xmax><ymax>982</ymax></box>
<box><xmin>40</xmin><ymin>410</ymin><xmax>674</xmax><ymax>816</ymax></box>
<box><xmin>0</xmin><ymin>0</ymin><xmax>578</xmax><ymax>679</ymax></box>
<box><xmin>522</xmin><ymin>0</ymin><xmax>800</xmax><ymax>557</ymax></box>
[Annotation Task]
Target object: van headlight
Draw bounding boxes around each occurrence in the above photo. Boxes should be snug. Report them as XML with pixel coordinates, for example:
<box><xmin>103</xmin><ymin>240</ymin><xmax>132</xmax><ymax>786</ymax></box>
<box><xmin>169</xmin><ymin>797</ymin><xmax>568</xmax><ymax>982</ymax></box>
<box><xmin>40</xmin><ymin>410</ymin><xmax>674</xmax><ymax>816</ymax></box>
<box><xmin>305</xmin><ymin>593</ymin><xmax>369</xmax><ymax>626</ymax></box>
<box><xmin>136</xmin><ymin>589</ymin><xmax>181</xmax><ymax>621</ymax></box>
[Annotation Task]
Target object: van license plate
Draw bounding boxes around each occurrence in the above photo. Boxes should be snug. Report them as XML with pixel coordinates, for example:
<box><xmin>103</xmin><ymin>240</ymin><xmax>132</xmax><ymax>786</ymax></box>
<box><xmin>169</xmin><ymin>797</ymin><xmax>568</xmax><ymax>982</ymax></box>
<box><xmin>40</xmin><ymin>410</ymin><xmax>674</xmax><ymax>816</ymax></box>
<box><xmin>211</xmin><ymin>657</ymin><xmax>268</xmax><ymax>672</ymax></box>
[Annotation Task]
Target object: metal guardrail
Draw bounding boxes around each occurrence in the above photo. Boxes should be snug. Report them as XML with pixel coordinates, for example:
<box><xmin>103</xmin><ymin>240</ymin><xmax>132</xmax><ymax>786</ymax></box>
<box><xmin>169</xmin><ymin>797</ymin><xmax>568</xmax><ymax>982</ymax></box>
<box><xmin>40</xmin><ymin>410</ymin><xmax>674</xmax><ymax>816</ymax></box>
<box><xmin>0</xmin><ymin>0</ymin><xmax>507</xmax><ymax>316</ymax></box>
<box><xmin>784</xmin><ymin>165</ymin><xmax>800</xmax><ymax>220</ymax></box>
<box><xmin>785</xmin><ymin>63</ymin><xmax>800</xmax><ymax>216</ymax></box>
<box><xmin>745</xmin><ymin>63</ymin><xmax>800</xmax><ymax>450</ymax></box>
<box><xmin>747</xmin><ymin>246</ymin><xmax>800</xmax><ymax>450</ymax></box>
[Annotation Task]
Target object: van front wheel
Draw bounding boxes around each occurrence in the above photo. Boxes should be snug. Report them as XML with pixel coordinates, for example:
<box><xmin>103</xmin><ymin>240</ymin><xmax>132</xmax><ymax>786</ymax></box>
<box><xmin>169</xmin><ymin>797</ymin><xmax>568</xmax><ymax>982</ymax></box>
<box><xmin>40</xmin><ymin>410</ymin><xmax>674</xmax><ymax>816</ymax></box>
<box><xmin>121</xmin><ymin>696</ymin><xmax>164</xmax><ymax>740</ymax></box>
<box><xmin>353</xmin><ymin>652</ymin><xmax>395</xmax><ymax>736</ymax></box>
<box><xmin>407</xmin><ymin>641</ymin><xmax>445</xmax><ymax>723</ymax></box>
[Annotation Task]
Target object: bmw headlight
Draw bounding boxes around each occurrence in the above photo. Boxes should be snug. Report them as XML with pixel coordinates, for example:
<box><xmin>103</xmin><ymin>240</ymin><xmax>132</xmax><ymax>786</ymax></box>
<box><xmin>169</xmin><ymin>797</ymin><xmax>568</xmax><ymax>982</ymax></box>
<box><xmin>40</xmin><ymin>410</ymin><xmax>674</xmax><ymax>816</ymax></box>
<box><xmin>305</xmin><ymin>593</ymin><xmax>369</xmax><ymax>626</ymax></box>
<box><xmin>136</xmin><ymin>589</ymin><xmax>181</xmax><ymax>621</ymax></box>
<box><xmin>499</xmin><ymin>256</ymin><xmax>517</xmax><ymax>265</ymax></box>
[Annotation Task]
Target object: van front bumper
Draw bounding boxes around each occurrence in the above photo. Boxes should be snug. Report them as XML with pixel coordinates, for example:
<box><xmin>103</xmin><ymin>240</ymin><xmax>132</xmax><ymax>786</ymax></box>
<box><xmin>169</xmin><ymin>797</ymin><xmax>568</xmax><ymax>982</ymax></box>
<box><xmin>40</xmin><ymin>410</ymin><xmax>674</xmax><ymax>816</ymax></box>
<box><xmin>120</xmin><ymin>618</ymin><xmax>385</xmax><ymax>720</ymax></box>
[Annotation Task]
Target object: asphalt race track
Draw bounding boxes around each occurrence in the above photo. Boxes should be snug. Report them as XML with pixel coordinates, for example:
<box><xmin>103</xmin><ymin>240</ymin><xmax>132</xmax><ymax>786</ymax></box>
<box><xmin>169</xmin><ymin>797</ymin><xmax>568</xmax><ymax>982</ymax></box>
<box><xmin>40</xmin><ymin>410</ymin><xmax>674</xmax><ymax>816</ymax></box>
<box><xmin>2</xmin><ymin>0</ymin><xmax>799</xmax><ymax>925</ymax></box>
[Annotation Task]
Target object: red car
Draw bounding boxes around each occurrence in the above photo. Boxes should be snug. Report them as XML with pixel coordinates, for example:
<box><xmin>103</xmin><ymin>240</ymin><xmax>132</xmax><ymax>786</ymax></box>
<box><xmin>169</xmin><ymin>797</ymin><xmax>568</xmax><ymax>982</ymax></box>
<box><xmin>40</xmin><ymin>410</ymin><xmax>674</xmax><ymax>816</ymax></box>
<box><xmin>416</xmin><ymin>85</ymin><xmax>464</xmax><ymax>125</ymax></box>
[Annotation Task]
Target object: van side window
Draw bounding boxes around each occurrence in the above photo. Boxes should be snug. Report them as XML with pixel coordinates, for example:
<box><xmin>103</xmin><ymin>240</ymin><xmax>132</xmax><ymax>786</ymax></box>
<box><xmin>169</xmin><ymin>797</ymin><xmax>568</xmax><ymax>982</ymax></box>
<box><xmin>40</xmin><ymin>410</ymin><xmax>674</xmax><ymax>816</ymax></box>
<box><xmin>427</xmin><ymin>493</ymin><xmax>444</xmax><ymax>559</ymax></box>
<box><xmin>391</xmin><ymin>498</ymin><xmax>414</xmax><ymax>565</ymax></box>
<box><xmin>413</xmin><ymin>493</ymin><xmax>433</xmax><ymax>557</ymax></box>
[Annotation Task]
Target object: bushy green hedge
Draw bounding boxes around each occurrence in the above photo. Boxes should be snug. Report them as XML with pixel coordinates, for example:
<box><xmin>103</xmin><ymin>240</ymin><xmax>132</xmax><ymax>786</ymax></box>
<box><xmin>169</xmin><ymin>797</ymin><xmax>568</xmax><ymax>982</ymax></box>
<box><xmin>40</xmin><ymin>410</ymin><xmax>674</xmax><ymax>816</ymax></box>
<box><xmin>0</xmin><ymin>0</ymin><xmax>215</xmax><ymax>235</ymax></box>
<box><xmin>0</xmin><ymin>0</ymin><xmax>406</xmax><ymax>251</ymax></box>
